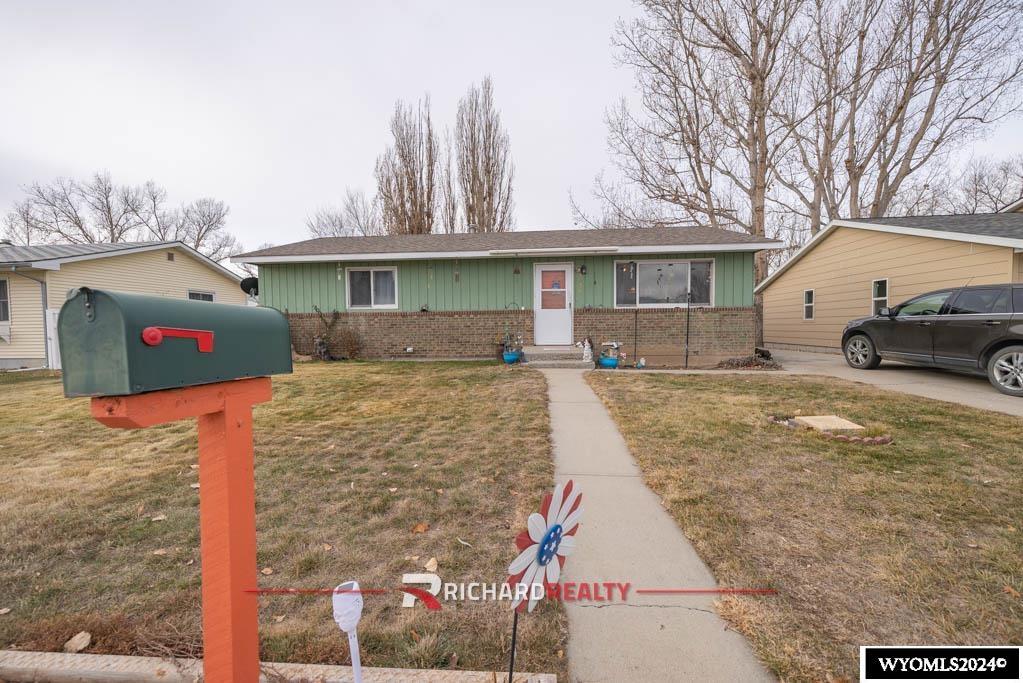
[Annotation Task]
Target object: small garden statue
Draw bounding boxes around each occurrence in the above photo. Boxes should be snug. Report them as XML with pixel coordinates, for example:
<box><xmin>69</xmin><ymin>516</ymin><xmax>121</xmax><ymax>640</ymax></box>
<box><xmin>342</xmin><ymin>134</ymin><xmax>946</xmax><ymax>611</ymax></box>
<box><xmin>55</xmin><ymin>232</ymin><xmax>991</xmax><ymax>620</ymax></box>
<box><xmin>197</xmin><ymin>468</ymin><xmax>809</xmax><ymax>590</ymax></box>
<box><xmin>577</xmin><ymin>337</ymin><xmax>593</xmax><ymax>362</ymax></box>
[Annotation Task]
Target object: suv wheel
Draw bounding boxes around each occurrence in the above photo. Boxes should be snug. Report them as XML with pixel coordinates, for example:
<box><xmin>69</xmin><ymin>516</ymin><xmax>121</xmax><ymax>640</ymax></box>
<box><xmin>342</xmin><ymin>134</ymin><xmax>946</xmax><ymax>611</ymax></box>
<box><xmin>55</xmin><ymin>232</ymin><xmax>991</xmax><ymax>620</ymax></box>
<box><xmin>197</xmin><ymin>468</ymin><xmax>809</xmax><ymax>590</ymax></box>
<box><xmin>987</xmin><ymin>346</ymin><xmax>1023</xmax><ymax>397</ymax></box>
<box><xmin>844</xmin><ymin>334</ymin><xmax>881</xmax><ymax>369</ymax></box>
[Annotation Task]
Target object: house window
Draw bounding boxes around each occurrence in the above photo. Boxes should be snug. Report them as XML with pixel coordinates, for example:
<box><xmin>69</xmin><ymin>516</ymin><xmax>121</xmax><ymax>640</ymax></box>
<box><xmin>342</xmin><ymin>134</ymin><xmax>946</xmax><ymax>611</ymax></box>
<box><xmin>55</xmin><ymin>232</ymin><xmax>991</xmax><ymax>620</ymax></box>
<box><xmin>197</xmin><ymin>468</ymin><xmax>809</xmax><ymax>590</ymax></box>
<box><xmin>614</xmin><ymin>260</ymin><xmax>713</xmax><ymax>308</ymax></box>
<box><xmin>871</xmin><ymin>279</ymin><xmax>888</xmax><ymax>315</ymax></box>
<box><xmin>167</xmin><ymin>252</ymin><xmax>175</xmax><ymax>262</ymax></box>
<box><xmin>803</xmin><ymin>289</ymin><xmax>814</xmax><ymax>320</ymax></box>
<box><xmin>0</xmin><ymin>279</ymin><xmax>9</xmax><ymax>322</ymax></box>
<box><xmin>188</xmin><ymin>290</ymin><xmax>215</xmax><ymax>302</ymax></box>
<box><xmin>347</xmin><ymin>267</ymin><xmax>397</xmax><ymax>309</ymax></box>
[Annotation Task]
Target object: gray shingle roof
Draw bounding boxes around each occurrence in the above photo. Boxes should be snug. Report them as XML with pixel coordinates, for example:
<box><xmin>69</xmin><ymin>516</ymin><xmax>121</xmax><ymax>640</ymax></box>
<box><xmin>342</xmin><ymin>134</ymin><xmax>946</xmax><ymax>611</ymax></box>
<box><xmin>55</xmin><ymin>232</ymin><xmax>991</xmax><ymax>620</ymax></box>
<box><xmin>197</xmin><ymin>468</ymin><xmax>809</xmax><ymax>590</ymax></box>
<box><xmin>848</xmin><ymin>213</ymin><xmax>1023</xmax><ymax>240</ymax></box>
<box><xmin>236</xmin><ymin>226</ymin><xmax>779</xmax><ymax>260</ymax></box>
<box><xmin>0</xmin><ymin>241</ymin><xmax>167</xmax><ymax>265</ymax></box>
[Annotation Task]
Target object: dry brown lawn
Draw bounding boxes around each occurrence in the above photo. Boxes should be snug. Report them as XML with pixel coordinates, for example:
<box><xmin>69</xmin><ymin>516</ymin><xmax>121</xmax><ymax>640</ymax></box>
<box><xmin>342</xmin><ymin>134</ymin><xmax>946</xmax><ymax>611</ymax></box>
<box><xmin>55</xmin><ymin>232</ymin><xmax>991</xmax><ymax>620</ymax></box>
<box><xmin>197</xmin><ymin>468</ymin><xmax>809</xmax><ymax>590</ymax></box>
<box><xmin>588</xmin><ymin>371</ymin><xmax>1023</xmax><ymax>683</ymax></box>
<box><xmin>0</xmin><ymin>362</ymin><xmax>565</xmax><ymax>677</ymax></box>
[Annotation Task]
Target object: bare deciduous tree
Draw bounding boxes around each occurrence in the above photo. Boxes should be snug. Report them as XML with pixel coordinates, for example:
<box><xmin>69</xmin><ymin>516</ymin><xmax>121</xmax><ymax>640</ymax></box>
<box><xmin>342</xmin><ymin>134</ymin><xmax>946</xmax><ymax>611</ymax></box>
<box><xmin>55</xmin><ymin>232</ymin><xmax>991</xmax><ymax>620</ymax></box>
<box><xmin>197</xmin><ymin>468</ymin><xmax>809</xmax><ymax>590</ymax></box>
<box><xmin>569</xmin><ymin>175</ymin><xmax>684</xmax><ymax>229</ymax></box>
<box><xmin>307</xmin><ymin>189</ymin><xmax>384</xmax><ymax>238</ymax></box>
<box><xmin>455</xmin><ymin>76</ymin><xmax>514</xmax><ymax>232</ymax></box>
<box><xmin>438</xmin><ymin>131</ymin><xmax>460</xmax><ymax>233</ymax></box>
<box><xmin>778</xmin><ymin>0</ymin><xmax>1023</xmax><ymax>231</ymax></box>
<box><xmin>180</xmin><ymin>198</ymin><xmax>235</xmax><ymax>262</ymax></box>
<box><xmin>375</xmin><ymin>98</ymin><xmax>438</xmax><ymax>234</ymax></box>
<box><xmin>610</xmin><ymin>0</ymin><xmax>804</xmax><ymax>283</ymax></box>
<box><xmin>890</xmin><ymin>154</ymin><xmax>1023</xmax><ymax>215</ymax></box>
<box><xmin>3</xmin><ymin>172</ymin><xmax>239</xmax><ymax>261</ymax></box>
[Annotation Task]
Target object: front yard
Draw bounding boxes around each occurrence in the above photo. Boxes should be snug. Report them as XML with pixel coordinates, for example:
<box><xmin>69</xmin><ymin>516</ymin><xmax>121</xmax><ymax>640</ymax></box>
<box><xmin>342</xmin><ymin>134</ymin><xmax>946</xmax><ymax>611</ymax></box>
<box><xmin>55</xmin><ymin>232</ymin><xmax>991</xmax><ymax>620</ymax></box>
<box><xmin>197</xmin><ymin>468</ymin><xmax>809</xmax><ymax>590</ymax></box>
<box><xmin>0</xmin><ymin>362</ymin><xmax>565</xmax><ymax>677</ymax></box>
<box><xmin>588</xmin><ymin>372</ymin><xmax>1023</xmax><ymax>683</ymax></box>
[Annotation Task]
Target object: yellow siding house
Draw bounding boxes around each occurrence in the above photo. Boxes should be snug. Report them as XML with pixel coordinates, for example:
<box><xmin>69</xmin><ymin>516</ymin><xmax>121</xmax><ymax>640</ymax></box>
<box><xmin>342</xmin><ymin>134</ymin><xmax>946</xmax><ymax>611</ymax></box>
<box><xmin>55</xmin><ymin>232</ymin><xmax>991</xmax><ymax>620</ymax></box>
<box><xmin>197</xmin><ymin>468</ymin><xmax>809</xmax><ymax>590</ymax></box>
<box><xmin>757</xmin><ymin>205</ymin><xmax>1023</xmax><ymax>352</ymax></box>
<box><xmin>0</xmin><ymin>241</ymin><xmax>244</xmax><ymax>369</ymax></box>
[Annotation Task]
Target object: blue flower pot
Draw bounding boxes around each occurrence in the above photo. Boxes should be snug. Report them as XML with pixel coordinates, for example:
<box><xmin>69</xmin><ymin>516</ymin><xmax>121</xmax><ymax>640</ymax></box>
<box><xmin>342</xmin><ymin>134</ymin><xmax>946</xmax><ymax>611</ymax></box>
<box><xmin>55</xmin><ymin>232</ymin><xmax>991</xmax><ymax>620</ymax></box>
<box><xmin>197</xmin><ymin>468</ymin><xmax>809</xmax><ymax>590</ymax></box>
<box><xmin>598</xmin><ymin>356</ymin><xmax>619</xmax><ymax>369</ymax></box>
<box><xmin>503</xmin><ymin>350</ymin><xmax>522</xmax><ymax>364</ymax></box>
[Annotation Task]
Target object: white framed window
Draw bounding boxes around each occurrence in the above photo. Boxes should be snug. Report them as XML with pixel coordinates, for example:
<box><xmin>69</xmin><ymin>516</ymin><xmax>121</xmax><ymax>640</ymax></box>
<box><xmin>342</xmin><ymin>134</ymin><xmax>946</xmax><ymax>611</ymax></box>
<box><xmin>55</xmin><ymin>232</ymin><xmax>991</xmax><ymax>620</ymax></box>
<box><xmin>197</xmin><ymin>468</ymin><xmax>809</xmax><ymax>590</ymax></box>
<box><xmin>346</xmin><ymin>267</ymin><xmax>398</xmax><ymax>309</ymax></box>
<box><xmin>0</xmin><ymin>278</ymin><xmax>9</xmax><ymax>322</ymax></box>
<box><xmin>871</xmin><ymin>278</ymin><xmax>888</xmax><ymax>315</ymax></box>
<box><xmin>803</xmin><ymin>289</ymin><xmax>815</xmax><ymax>320</ymax></box>
<box><xmin>614</xmin><ymin>259</ymin><xmax>714</xmax><ymax>308</ymax></box>
<box><xmin>187</xmin><ymin>290</ymin><xmax>215</xmax><ymax>302</ymax></box>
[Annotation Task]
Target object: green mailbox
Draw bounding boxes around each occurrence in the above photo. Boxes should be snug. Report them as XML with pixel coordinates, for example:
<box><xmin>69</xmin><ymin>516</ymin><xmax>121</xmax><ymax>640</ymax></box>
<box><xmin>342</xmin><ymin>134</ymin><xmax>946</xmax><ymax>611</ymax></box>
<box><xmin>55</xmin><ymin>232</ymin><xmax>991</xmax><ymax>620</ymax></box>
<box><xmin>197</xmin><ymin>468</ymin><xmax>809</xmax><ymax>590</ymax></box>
<box><xmin>58</xmin><ymin>288</ymin><xmax>293</xmax><ymax>397</ymax></box>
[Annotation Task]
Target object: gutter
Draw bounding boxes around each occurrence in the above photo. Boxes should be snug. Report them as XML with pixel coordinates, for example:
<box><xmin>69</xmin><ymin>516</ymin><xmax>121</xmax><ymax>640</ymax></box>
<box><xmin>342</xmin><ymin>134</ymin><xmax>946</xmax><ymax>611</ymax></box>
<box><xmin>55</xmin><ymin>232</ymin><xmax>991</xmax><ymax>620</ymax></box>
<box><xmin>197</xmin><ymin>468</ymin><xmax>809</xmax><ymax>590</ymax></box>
<box><xmin>4</xmin><ymin>267</ymin><xmax>50</xmax><ymax>369</ymax></box>
<box><xmin>234</xmin><ymin>241</ymin><xmax>783</xmax><ymax>264</ymax></box>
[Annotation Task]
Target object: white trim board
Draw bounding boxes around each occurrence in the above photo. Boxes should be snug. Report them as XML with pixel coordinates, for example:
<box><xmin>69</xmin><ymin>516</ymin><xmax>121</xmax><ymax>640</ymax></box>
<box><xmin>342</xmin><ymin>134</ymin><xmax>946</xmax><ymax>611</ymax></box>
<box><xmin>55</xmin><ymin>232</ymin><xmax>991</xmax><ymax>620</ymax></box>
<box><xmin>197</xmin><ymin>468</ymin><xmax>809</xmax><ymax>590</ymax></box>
<box><xmin>755</xmin><ymin>219</ymin><xmax>1023</xmax><ymax>294</ymax></box>
<box><xmin>233</xmin><ymin>242</ymin><xmax>781</xmax><ymax>265</ymax></box>
<box><xmin>16</xmin><ymin>242</ymin><xmax>241</xmax><ymax>283</ymax></box>
<box><xmin>999</xmin><ymin>197</ymin><xmax>1023</xmax><ymax>213</ymax></box>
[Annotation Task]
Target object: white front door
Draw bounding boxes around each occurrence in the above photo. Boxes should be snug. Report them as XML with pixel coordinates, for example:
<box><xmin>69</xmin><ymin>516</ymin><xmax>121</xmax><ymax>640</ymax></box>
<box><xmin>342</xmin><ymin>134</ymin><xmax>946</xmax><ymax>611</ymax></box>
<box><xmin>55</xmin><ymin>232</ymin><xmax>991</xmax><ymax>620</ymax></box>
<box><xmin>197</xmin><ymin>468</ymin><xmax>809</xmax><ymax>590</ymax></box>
<box><xmin>534</xmin><ymin>263</ymin><xmax>573</xmax><ymax>345</ymax></box>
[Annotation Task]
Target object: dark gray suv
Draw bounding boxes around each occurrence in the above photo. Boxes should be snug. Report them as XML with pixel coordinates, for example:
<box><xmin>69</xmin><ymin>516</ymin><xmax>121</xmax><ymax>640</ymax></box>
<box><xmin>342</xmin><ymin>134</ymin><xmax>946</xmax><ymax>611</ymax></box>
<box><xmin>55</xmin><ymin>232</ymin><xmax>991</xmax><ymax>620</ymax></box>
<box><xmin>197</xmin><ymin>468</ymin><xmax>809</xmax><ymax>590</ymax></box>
<box><xmin>841</xmin><ymin>284</ymin><xmax>1023</xmax><ymax>396</ymax></box>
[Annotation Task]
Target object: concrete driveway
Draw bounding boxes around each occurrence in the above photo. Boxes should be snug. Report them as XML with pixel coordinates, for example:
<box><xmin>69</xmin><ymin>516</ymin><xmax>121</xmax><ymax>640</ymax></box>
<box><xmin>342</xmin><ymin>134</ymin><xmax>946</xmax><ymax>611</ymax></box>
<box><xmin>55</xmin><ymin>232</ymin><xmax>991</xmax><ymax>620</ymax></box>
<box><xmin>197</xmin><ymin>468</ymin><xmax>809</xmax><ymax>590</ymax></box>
<box><xmin>772</xmin><ymin>350</ymin><xmax>1023</xmax><ymax>417</ymax></box>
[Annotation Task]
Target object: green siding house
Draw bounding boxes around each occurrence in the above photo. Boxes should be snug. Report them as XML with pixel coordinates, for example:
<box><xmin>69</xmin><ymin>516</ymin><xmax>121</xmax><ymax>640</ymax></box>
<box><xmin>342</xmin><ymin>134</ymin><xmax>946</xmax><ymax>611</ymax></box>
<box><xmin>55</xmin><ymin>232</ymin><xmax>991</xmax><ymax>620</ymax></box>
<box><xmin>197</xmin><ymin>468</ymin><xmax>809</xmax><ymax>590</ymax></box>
<box><xmin>234</xmin><ymin>226</ymin><xmax>777</xmax><ymax>365</ymax></box>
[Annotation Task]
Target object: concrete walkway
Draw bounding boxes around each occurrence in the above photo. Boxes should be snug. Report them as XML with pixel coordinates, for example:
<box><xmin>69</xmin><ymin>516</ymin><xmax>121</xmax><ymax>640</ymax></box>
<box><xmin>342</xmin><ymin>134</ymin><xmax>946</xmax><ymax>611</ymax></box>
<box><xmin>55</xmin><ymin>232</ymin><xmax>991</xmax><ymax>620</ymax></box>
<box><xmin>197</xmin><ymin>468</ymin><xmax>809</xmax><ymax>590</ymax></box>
<box><xmin>541</xmin><ymin>369</ymin><xmax>773</xmax><ymax>683</ymax></box>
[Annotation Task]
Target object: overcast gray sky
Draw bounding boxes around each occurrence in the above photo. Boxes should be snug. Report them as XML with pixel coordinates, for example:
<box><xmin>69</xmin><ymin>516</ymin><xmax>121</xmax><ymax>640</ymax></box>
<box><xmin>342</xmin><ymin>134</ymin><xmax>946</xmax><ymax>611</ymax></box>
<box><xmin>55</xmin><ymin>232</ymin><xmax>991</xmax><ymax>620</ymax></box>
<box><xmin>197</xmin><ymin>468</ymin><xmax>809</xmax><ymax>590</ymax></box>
<box><xmin>1</xmin><ymin>1</ymin><xmax>1019</xmax><ymax>251</ymax></box>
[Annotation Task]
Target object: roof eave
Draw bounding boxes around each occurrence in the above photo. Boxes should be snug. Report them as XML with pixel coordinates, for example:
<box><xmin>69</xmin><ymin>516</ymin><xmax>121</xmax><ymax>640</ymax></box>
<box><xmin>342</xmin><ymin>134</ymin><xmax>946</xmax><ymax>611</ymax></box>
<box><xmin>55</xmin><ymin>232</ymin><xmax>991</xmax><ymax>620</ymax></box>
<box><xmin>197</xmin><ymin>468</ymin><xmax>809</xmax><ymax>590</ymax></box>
<box><xmin>16</xmin><ymin>242</ymin><xmax>242</xmax><ymax>282</ymax></box>
<box><xmin>233</xmin><ymin>241</ymin><xmax>782</xmax><ymax>264</ymax></box>
<box><xmin>755</xmin><ymin>218</ymin><xmax>1023</xmax><ymax>293</ymax></box>
<box><xmin>998</xmin><ymin>197</ymin><xmax>1023</xmax><ymax>213</ymax></box>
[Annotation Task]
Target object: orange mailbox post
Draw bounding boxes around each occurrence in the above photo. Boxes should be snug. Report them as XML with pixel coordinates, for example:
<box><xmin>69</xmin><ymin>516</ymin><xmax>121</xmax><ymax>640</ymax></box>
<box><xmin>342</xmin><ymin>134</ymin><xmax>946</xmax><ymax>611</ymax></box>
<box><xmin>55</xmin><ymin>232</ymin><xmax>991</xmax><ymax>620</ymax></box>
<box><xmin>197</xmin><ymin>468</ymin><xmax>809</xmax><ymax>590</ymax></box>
<box><xmin>58</xmin><ymin>289</ymin><xmax>293</xmax><ymax>683</ymax></box>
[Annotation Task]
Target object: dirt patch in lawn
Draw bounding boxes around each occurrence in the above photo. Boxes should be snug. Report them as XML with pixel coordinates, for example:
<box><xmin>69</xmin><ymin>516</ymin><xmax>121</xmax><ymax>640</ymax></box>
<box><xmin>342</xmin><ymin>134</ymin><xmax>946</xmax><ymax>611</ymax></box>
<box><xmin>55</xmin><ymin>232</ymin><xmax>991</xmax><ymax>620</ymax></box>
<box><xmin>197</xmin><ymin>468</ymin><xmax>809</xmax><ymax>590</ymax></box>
<box><xmin>0</xmin><ymin>362</ymin><xmax>565</xmax><ymax>677</ymax></box>
<box><xmin>587</xmin><ymin>372</ymin><xmax>1023</xmax><ymax>682</ymax></box>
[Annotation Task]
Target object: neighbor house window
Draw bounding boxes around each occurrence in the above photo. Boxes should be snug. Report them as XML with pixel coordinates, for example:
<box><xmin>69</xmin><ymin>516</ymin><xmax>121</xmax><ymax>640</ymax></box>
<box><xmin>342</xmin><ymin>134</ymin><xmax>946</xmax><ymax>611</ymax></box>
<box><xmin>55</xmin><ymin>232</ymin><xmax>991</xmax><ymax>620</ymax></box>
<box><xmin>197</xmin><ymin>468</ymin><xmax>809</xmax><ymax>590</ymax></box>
<box><xmin>803</xmin><ymin>289</ymin><xmax>814</xmax><ymax>320</ymax></box>
<box><xmin>347</xmin><ymin>267</ymin><xmax>397</xmax><ymax>309</ymax></box>
<box><xmin>614</xmin><ymin>260</ymin><xmax>713</xmax><ymax>308</ymax></box>
<box><xmin>188</xmin><ymin>290</ymin><xmax>215</xmax><ymax>302</ymax></box>
<box><xmin>0</xmin><ymin>279</ymin><xmax>9</xmax><ymax>322</ymax></box>
<box><xmin>871</xmin><ymin>279</ymin><xmax>888</xmax><ymax>314</ymax></box>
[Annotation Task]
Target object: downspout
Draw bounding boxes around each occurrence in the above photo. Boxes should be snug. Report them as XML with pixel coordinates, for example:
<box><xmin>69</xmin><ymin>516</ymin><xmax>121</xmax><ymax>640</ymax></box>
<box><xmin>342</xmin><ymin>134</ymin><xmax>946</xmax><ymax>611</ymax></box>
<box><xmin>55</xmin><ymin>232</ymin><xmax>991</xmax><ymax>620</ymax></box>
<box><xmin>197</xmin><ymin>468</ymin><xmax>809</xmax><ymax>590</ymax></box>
<box><xmin>8</xmin><ymin>267</ymin><xmax>50</xmax><ymax>369</ymax></box>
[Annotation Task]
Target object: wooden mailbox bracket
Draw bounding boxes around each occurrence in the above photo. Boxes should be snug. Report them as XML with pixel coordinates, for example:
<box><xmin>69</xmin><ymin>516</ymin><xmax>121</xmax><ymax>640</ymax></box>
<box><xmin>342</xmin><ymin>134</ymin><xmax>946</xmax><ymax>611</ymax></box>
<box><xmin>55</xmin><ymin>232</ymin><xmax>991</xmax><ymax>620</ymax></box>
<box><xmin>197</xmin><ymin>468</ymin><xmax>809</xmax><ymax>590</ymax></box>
<box><xmin>92</xmin><ymin>376</ymin><xmax>271</xmax><ymax>683</ymax></box>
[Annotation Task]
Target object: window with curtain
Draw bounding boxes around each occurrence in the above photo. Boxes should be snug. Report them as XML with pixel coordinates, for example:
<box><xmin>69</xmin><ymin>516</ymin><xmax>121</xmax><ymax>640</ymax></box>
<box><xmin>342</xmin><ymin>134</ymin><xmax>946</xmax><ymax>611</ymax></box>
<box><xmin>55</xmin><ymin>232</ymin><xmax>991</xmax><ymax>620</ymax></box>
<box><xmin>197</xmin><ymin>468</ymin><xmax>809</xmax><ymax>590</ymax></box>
<box><xmin>347</xmin><ymin>267</ymin><xmax>398</xmax><ymax>309</ymax></box>
<box><xmin>615</xmin><ymin>260</ymin><xmax>713</xmax><ymax>307</ymax></box>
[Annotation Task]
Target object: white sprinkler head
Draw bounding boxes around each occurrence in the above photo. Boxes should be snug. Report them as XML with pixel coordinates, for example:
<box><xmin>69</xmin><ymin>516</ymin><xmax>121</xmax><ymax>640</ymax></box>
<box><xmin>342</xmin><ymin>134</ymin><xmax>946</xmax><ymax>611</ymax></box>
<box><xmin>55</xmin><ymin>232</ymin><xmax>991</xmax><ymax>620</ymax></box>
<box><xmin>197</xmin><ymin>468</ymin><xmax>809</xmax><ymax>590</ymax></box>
<box><xmin>332</xmin><ymin>581</ymin><xmax>364</xmax><ymax>633</ymax></box>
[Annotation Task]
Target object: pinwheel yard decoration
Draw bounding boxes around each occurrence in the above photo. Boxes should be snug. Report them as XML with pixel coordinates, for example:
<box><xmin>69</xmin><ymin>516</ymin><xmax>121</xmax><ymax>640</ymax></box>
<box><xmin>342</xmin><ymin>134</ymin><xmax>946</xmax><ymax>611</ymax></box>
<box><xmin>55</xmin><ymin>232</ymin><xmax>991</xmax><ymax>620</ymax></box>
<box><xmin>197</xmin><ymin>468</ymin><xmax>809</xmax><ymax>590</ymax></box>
<box><xmin>505</xmin><ymin>480</ymin><xmax>583</xmax><ymax>681</ymax></box>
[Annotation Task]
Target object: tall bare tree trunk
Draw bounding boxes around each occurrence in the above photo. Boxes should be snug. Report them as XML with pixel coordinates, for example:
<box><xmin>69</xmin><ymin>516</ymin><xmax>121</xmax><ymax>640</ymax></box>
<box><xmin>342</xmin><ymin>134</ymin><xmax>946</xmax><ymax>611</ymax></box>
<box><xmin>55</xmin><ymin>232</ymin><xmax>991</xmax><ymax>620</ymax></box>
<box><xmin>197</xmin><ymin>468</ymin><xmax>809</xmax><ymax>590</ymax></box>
<box><xmin>455</xmin><ymin>76</ymin><xmax>514</xmax><ymax>232</ymax></box>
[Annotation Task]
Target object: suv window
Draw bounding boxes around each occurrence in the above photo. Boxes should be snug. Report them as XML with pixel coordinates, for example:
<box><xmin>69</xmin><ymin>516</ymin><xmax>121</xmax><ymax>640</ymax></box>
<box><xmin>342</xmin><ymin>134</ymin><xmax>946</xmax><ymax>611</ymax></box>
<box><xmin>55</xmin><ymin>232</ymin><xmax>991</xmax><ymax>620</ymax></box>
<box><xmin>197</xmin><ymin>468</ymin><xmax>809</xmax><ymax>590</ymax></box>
<box><xmin>895</xmin><ymin>291</ymin><xmax>951</xmax><ymax>317</ymax></box>
<box><xmin>1015</xmin><ymin>288</ymin><xmax>1023</xmax><ymax>313</ymax></box>
<box><xmin>948</xmin><ymin>287</ymin><xmax>1010</xmax><ymax>315</ymax></box>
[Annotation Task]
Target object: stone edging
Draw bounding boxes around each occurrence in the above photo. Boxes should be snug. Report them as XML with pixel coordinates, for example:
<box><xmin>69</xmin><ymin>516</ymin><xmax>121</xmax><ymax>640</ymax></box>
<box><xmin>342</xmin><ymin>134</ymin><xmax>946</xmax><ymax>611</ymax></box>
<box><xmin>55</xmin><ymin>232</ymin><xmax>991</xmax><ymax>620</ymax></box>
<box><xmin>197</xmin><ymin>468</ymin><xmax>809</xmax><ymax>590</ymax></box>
<box><xmin>766</xmin><ymin>415</ymin><xmax>893</xmax><ymax>445</ymax></box>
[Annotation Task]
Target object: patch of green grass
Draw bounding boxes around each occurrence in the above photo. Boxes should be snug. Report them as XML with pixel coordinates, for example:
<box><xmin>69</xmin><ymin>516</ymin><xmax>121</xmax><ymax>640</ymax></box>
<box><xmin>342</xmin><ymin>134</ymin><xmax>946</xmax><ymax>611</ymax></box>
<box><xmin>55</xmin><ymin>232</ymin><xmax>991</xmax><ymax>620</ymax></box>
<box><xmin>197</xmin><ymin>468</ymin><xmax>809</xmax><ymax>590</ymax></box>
<box><xmin>0</xmin><ymin>369</ymin><xmax>60</xmax><ymax>386</ymax></box>
<box><xmin>0</xmin><ymin>362</ymin><xmax>565</xmax><ymax>677</ymax></box>
<box><xmin>588</xmin><ymin>372</ymin><xmax>1023</xmax><ymax>683</ymax></box>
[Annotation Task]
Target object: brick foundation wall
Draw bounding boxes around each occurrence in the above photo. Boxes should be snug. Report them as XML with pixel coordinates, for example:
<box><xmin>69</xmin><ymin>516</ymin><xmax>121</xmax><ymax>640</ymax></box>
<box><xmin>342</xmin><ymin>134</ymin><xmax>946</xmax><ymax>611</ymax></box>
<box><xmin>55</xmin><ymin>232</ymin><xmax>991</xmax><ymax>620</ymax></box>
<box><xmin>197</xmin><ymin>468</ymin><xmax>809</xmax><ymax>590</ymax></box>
<box><xmin>573</xmin><ymin>307</ymin><xmax>756</xmax><ymax>366</ymax></box>
<box><xmin>288</xmin><ymin>310</ymin><xmax>533</xmax><ymax>359</ymax></box>
<box><xmin>287</xmin><ymin>306</ymin><xmax>755</xmax><ymax>365</ymax></box>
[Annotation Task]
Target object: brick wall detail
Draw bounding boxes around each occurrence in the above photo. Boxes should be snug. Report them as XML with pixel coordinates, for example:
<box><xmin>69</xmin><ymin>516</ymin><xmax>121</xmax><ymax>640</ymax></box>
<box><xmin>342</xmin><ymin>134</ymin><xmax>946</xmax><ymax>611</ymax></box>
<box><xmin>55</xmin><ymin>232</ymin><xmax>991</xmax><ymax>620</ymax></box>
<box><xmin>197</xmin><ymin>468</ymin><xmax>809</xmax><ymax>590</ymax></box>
<box><xmin>573</xmin><ymin>307</ymin><xmax>755</xmax><ymax>360</ymax></box>
<box><xmin>287</xmin><ymin>307</ymin><xmax>755</xmax><ymax>362</ymax></box>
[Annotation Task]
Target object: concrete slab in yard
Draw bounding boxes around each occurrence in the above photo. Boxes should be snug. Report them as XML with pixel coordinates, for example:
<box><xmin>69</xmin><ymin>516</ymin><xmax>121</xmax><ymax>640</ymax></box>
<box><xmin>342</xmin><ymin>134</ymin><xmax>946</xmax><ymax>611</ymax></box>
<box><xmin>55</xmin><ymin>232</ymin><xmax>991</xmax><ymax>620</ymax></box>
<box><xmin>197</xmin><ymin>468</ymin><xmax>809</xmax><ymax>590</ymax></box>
<box><xmin>0</xmin><ymin>651</ymin><xmax>556</xmax><ymax>683</ymax></box>
<box><xmin>793</xmin><ymin>415</ymin><xmax>864</xmax><ymax>431</ymax></box>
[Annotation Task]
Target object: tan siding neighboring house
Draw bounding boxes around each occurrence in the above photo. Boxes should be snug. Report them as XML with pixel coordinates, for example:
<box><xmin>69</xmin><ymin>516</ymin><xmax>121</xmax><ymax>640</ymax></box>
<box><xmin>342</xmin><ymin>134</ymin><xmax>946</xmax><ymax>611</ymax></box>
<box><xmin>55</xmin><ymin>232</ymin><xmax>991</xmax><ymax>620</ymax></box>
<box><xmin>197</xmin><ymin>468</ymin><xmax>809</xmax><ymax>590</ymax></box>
<box><xmin>758</xmin><ymin>211</ymin><xmax>1023</xmax><ymax>352</ymax></box>
<box><xmin>1</xmin><ymin>242</ymin><xmax>242</xmax><ymax>369</ymax></box>
<box><xmin>45</xmin><ymin>248</ymin><xmax>245</xmax><ymax>309</ymax></box>
<box><xmin>1</xmin><ymin>272</ymin><xmax>47</xmax><ymax>364</ymax></box>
